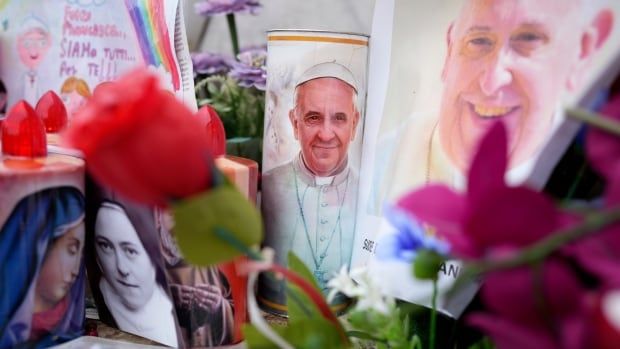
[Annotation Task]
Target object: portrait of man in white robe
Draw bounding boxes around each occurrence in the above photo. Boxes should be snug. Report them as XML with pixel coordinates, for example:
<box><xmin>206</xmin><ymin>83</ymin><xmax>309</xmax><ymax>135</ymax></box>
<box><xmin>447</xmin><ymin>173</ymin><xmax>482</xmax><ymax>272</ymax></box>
<box><xmin>261</xmin><ymin>62</ymin><xmax>361</xmax><ymax>310</ymax></box>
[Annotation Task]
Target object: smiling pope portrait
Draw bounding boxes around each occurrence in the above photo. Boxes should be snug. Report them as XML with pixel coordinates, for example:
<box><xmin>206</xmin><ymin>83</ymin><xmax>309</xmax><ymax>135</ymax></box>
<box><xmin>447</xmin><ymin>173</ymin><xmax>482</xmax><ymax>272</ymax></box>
<box><xmin>378</xmin><ymin>0</ymin><xmax>615</xmax><ymax>203</ymax></box>
<box><xmin>260</xmin><ymin>61</ymin><xmax>361</xmax><ymax>313</ymax></box>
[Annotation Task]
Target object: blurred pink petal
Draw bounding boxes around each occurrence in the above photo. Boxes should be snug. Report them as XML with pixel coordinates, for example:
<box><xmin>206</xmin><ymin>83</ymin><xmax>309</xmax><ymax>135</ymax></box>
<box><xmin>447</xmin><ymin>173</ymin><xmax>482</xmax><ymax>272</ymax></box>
<box><xmin>471</xmin><ymin>260</ymin><xmax>588</xmax><ymax>349</ymax></box>
<box><xmin>566</xmin><ymin>225</ymin><xmax>620</xmax><ymax>287</ymax></box>
<box><xmin>481</xmin><ymin>261</ymin><xmax>584</xmax><ymax>322</ymax></box>
<box><xmin>467</xmin><ymin>121</ymin><xmax>508</xmax><ymax>207</ymax></box>
<box><xmin>396</xmin><ymin>185</ymin><xmax>475</xmax><ymax>255</ymax></box>
<box><xmin>465</xmin><ymin>187</ymin><xmax>567</xmax><ymax>253</ymax></box>
<box><xmin>468</xmin><ymin>313</ymin><xmax>556</xmax><ymax>349</ymax></box>
<box><xmin>397</xmin><ymin>184</ymin><xmax>465</xmax><ymax>234</ymax></box>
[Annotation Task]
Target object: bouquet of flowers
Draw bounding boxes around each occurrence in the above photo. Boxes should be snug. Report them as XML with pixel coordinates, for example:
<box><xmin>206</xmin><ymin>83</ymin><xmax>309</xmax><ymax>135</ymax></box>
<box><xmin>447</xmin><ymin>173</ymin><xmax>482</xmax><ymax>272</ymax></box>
<box><xmin>192</xmin><ymin>0</ymin><xmax>266</xmax><ymax>163</ymax></box>
<box><xmin>193</xmin><ymin>48</ymin><xmax>266</xmax><ymax>139</ymax></box>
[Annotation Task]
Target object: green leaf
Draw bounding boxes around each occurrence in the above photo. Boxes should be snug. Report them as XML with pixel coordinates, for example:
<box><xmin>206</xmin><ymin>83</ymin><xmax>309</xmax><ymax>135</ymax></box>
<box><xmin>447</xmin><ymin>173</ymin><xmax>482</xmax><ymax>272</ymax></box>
<box><xmin>172</xmin><ymin>181</ymin><xmax>263</xmax><ymax>266</ymax></box>
<box><xmin>410</xmin><ymin>334</ymin><xmax>423</xmax><ymax>349</ymax></box>
<box><xmin>288</xmin><ymin>252</ymin><xmax>323</xmax><ymax>294</ymax></box>
<box><xmin>347</xmin><ymin>309</ymin><xmax>391</xmax><ymax>333</ymax></box>
<box><xmin>274</xmin><ymin>253</ymin><xmax>351</xmax><ymax>348</ymax></box>
<box><xmin>244</xmin><ymin>320</ymin><xmax>348</xmax><ymax>349</ymax></box>
<box><xmin>286</xmin><ymin>252</ymin><xmax>325</xmax><ymax>323</ymax></box>
<box><xmin>413</xmin><ymin>250</ymin><xmax>445</xmax><ymax>281</ymax></box>
<box><xmin>195</xmin><ymin>74</ymin><xmax>265</xmax><ymax>139</ymax></box>
<box><xmin>242</xmin><ymin>323</ymin><xmax>287</xmax><ymax>348</ymax></box>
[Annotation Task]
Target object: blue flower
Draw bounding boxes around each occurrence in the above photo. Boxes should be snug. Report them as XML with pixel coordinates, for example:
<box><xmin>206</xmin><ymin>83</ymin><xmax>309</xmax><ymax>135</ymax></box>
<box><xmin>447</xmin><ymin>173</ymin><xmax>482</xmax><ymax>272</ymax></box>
<box><xmin>195</xmin><ymin>0</ymin><xmax>261</xmax><ymax>16</ymax></box>
<box><xmin>376</xmin><ymin>205</ymin><xmax>450</xmax><ymax>262</ymax></box>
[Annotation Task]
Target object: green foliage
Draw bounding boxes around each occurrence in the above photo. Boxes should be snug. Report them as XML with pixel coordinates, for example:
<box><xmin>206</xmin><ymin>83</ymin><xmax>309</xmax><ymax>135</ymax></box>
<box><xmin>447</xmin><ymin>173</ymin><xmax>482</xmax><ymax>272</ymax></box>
<box><xmin>286</xmin><ymin>253</ymin><xmax>328</xmax><ymax>322</ymax></box>
<box><xmin>244</xmin><ymin>319</ymin><xmax>347</xmax><ymax>349</ymax></box>
<box><xmin>244</xmin><ymin>252</ymin><xmax>350</xmax><ymax>349</ymax></box>
<box><xmin>467</xmin><ymin>337</ymin><xmax>496</xmax><ymax>349</ymax></box>
<box><xmin>243</xmin><ymin>323</ymin><xmax>287</xmax><ymax>348</ymax></box>
<box><xmin>346</xmin><ymin>307</ymin><xmax>421</xmax><ymax>349</ymax></box>
<box><xmin>285</xmin><ymin>253</ymin><xmax>349</xmax><ymax>348</ymax></box>
<box><xmin>196</xmin><ymin>75</ymin><xmax>265</xmax><ymax>139</ymax></box>
<box><xmin>171</xmin><ymin>178</ymin><xmax>263</xmax><ymax>266</ymax></box>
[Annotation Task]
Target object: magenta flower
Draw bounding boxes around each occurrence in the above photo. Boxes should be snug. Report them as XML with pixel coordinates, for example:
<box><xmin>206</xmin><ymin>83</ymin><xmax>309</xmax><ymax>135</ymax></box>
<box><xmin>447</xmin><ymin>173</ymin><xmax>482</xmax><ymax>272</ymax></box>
<box><xmin>229</xmin><ymin>48</ymin><xmax>266</xmax><ymax>90</ymax></box>
<box><xmin>566</xmin><ymin>223</ymin><xmax>620</xmax><ymax>288</ymax></box>
<box><xmin>195</xmin><ymin>0</ymin><xmax>261</xmax><ymax>16</ymax></box>
<box><xmin>395</xmin><ymin>121</ymin><xmax>588</xmax><ymax>348</ymax></box>
<box><xmin>397</xmin><ymin>122</ymin><xmax>579</xmax><ymax>259</ymax></box>
<box><xmin>468</xmin><ymin>260</ymin><xmax>591</xmax><ymax>349</ymax></box>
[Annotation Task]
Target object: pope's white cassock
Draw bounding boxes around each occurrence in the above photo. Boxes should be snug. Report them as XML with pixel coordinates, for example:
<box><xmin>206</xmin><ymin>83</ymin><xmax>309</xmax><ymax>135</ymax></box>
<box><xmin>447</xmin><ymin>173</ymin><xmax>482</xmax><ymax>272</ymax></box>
<box><xmin>260</xmin><ymin>153</ymin><xmax>358</xmax><ymax>308</ymax></box>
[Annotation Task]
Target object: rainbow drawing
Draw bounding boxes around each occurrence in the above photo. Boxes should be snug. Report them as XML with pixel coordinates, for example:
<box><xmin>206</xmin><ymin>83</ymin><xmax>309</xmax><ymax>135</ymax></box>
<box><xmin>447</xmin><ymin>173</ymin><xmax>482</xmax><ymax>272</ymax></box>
<box><xmin>125</xmin><ymin>0</ymin><xmax>180</xmax><ymax>90</ymax></box>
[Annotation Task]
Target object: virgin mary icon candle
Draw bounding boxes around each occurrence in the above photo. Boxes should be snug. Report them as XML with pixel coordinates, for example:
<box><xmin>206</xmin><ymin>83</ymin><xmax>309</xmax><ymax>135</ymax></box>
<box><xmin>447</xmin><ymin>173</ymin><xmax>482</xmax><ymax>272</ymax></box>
<box><xmin>0</xmin><ymin>101</ymin><xmax>86</xmax><ymax>347</ymax></box>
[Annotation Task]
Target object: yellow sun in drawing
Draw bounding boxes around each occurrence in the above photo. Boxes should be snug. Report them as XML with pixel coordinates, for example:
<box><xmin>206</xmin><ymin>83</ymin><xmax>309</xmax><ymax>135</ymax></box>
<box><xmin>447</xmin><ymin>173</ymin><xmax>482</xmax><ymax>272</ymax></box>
<box><xmin>0</xmin><ymin>0</ymin><xmax>8</xmax><ymax>12</ymax></box>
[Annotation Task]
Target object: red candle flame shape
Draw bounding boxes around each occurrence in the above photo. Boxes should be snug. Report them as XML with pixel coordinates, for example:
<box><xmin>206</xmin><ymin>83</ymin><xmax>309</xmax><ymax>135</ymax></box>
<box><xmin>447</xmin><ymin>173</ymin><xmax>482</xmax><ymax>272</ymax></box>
<box><xmin>36</xmin><ymin>90</ymin><xmax>68</xmax><ymax>133</ymax></box>
<box><xmin>1</xmin><ymin>101</ymin><xmax>47</xmax><ymax>157</ymax></box>
<box><xmin>196</xmin><ymin>105</ymin><xmax>227</xmax><ymax>157</ymax></box>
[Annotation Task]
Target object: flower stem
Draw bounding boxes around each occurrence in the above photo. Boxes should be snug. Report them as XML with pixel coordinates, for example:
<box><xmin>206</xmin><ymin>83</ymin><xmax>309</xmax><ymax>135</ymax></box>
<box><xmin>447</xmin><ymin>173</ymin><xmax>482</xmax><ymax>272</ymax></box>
<box><xmin>469</xmin><ymin>207</ymin><xmax>620</xmax><ymax>274</ymax></box>
<box><xmin>563</xmin><ymin>160</ymin><xmax>588</xmax><ymax>203</ymax></box>
<box><xmin>429</xmin><ymin>279</ymin><xmax>437</xmax><ymax>349</ymax></box>
<box><xmin>566</xmin><ymin>107</ymin><xmax>620</xmax><ymax>136</ymax></box>
<box><xmin>226</xmin><ymin>14</ymin><xmax>240</xmax><ymax>57</ymax></box>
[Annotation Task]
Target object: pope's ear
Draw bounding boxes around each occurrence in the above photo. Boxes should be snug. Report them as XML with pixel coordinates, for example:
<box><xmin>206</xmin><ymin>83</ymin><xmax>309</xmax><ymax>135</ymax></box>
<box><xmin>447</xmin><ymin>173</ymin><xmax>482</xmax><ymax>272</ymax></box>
<box><xmin>567</xmin><ymin>9</ymin><xmax>614</xmax><ymax>90</ymax></box>
<box><xmin>591</xmin><ymin>9</ymin><xmax>614</xmax><ymax>51</ymax></box>
<box><xmin>351</xmin><ymin>110</ymin><xmax>360</xmax><ymax>141</ymax></box>
<box><xmin>441</xmin><ymin>22</ymin><xmax>455</xmax><ymax>82</ymax></box>
<box><xmin>289</xmin><ymin>109</ymin><xmax>299</xmax><ymax>140</ymax></box>
<box><xmin>579</xmin><ymin>9</ymin><xmax>614</xmax><ymax>60</ymax></box>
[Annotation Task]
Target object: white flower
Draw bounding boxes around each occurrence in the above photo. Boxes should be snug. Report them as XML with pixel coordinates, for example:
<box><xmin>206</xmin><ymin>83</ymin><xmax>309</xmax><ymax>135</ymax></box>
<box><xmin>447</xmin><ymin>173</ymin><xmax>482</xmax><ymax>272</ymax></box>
<box><xmin>354</xmin><ymin>282</ymin><xmax>394</xmax><ymax>315</ymax></box>
<box><xmin>603</xmin><ymin>290</ymin><xmax>620</xmax><ymax>330</ymax></box>
<box><xmin>350</xmin><ymin>268</ymin><xmax>395</xmax><ymax>315</ymax></box>
<box><xmin>326</xmin><ymin>265</ymin><xmax>362</xmax><ymax>302</ymax></box>
<box><xmin>326</xmin><ymin>266</ymin><xmax>395</xmax><ymax>315</ymax></box>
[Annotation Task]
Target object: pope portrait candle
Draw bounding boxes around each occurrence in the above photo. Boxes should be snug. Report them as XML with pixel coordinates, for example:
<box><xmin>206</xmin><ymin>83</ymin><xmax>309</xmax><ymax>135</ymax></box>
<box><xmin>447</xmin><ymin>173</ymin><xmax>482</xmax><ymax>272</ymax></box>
<box><xmin>259</xmin><ymin>30</ymin><xmax>369</xmax><ymax>315</ymax></box>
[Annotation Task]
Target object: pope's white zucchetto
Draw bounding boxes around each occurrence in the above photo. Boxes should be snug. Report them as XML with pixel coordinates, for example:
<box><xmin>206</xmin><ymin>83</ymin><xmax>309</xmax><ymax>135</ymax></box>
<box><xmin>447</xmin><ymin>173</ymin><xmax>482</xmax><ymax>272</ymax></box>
<box><xmin>295</xmin><ymin>62</ymin><xmax>358</xmax><ymax>93</ymax></box>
